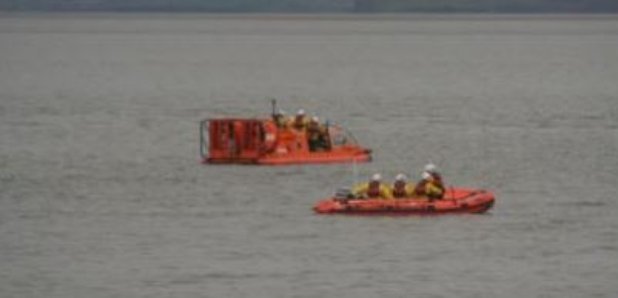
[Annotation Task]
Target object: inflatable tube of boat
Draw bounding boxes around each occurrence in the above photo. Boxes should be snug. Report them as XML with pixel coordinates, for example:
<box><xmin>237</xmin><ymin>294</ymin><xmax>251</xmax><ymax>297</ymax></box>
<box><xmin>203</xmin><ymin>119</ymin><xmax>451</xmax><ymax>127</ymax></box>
<box><xmin>313</xmin><ymin>188</ymin><xmax>495</xmax><ymax>215</ymax></box>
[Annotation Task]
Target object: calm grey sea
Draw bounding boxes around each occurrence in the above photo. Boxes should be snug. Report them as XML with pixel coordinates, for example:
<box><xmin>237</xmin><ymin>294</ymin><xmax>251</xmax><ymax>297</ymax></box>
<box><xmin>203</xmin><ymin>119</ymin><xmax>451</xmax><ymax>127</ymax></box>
<box><xmin>1</xmin><ymin>13</ymin><xmax>617</xmax><ymax>298</ymax></box>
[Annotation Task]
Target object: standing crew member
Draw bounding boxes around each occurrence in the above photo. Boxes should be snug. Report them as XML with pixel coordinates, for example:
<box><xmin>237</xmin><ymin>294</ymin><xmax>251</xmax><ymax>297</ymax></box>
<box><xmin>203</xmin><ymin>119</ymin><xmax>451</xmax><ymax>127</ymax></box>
<box><xmin>307</xmin><ymin>116</ymin><xmax>322</xmax><ymax>151</ymax></box>
<box><xmin>292</xmin><ymin>109</ymin><xmax>308</xmax><ymax>131</ymax></box>
<box><xmin>272</xmin><ymin>109</ymin><xmax>288</xmax><ymax>128</ymax></box>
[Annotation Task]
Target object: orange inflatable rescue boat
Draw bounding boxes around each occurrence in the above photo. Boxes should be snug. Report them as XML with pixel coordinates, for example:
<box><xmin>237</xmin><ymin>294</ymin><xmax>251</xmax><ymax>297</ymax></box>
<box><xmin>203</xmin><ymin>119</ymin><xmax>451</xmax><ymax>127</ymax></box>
<box><xmin>314</xmin><ymin>188</ymin><xmax>495</xmax><ymax>215</ymax></box>
<box><xmin>200</xmin><ymin>101</ymin><xmax>372</xmax><ymax>165</ymax></box>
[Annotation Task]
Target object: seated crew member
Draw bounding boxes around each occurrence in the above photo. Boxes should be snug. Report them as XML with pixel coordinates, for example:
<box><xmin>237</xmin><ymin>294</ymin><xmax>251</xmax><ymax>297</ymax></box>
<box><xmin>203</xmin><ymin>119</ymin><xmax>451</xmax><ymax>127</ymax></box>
<box><xmin>414</xmin><ymin>171</ymin><xmax>444</xmax><ymax>200</ymax></box>
<box><xmin>392</xmin><ymin>173</ymin><xmax>414</xmax><ymax>199</ymax></box>
<box><xmin>352</xmin><ymin>173</ymin><xmax>393</xmax><ymax>200</ymax></box>
<box><xmin>424</xmin><ymin>163</ymin><xmax>445</xmax><ymax>196</ymax></box>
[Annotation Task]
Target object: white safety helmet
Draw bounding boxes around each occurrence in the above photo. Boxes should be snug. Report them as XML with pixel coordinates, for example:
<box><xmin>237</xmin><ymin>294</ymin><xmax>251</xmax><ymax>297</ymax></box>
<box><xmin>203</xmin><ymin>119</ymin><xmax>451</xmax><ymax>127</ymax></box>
<box><xmin>277</xmin><ymin>109</ymin><xmax>286</xmax><ymax>115</ymax></box>
<box><xmin>422</xmin><ymin>171</ymin><xmax>432</xmax><ymax>180</ymax></box>
<box><xmin>311</xmin><ymin>116</ymin><xmax>319</xmax><ymax>122</ymax></box>
<box><xmin>395</xmin><ymin>173</ymin><xmax>407</xmax><ymax>181</ymax></box>
<box><xmin>424</xmin><ymin>163</ymin><xmax>437</xmax><ymax>173</ymax></box>
<box><xmin>371</xmin><ymin>173</ymin><xmax>382</xmax><ymax>182</ymax></box>
<box><xmin>297</xmin><ymin>109</ymin><xmax>306</xmax><ymax>116</ymax></box>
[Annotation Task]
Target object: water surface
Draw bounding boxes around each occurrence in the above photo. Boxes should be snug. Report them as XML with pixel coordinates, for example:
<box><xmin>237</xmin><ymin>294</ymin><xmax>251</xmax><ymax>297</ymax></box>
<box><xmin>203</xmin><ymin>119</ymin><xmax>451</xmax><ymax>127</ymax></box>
<box><xmin>1</xmin><ymin>14</ymin><xmax>617</xmax><ymax>298</ymax></box>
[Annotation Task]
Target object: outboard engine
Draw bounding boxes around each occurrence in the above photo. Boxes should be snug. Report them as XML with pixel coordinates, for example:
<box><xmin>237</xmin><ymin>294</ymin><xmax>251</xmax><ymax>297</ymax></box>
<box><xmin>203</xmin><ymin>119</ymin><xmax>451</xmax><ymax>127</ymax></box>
<box><xmin>334</xmin><ymin>188</ymin><xmax>353</xmax><ymax>201</ymax></box>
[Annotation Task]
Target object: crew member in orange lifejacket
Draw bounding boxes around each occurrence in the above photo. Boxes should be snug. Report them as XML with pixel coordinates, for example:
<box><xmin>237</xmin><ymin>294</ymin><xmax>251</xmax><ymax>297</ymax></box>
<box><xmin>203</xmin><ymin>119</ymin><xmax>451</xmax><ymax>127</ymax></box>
<box><xmin>392</xmin><ymin>173</ymin><xmax>414</xmax><ymax>199</ymax></box>
<box><xmin>292</xmin><ymin>109</ymin><xmax>309</xmax><ymax>131</ymax></box>
<box><xmin>352</xmin><ymin>173</ymin><xmax>393</xmax><ymax>199</ymax></box>
<box><xmin>414</xmin><ymin>171</ymin><xmax>444</xmax><ymax>200</ymax></box>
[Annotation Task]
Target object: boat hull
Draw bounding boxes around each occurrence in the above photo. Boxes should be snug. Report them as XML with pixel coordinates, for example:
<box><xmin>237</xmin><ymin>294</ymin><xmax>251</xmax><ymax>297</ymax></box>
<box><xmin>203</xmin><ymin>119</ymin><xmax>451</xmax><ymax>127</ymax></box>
<box><xmin>257</xmin><ymin>149</ymin><xmax>371</xmax><ymax>165</ymax></box>
<box><xmin>313</xmin><ymin>188</ymin><xmax>495</xmax><ymax>215</ymax></box>
<box><xmin>201</xmin><ymin>118</ymin><xmax>372</xmax><ymax>166</ymax></box>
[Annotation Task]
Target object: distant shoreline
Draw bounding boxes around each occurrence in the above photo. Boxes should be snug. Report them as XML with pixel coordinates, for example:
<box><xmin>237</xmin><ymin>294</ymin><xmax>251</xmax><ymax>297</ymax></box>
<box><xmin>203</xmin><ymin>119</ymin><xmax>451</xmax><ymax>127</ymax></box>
<box><xmin>2</xmin><ymin>12</ymin><xmax>618</xmax><ymax>21</ymax></box>
<box><xmin>3</xmin><ymin>0</ymin><xmax>618</xmax><ymax>14</ymax></box>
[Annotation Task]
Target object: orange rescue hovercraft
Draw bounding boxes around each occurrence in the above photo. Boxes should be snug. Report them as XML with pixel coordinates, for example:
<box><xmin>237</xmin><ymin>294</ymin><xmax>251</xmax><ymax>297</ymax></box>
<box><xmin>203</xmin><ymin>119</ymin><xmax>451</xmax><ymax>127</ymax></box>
<box><xmin>314</xmin><ymin>188</ymin><xmax>495</xmax><ymax>215</ymax></box>
<box><xmin>200</xmin><ymin>100</ymin><xmax>372</xmax><ymax>165</ymax></box>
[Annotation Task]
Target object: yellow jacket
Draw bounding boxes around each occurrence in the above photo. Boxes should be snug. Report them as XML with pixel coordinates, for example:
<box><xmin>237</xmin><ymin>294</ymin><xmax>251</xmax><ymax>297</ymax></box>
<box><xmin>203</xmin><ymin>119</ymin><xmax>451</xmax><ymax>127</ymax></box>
<box><xmin>392</xmin><ymin>183</ymin><xmax>415</xmax><ymax>198</ymax></box>
<box><xmin>352</xmin><ymin>182</ymin><xmax>393</xmax><ymax>200</ymax></box>
<box><xmin>425</xmin><ymin>182</ymin><xmax>444</xmax><ymax>198</ymax></box>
